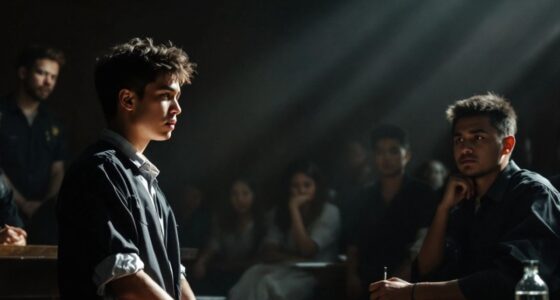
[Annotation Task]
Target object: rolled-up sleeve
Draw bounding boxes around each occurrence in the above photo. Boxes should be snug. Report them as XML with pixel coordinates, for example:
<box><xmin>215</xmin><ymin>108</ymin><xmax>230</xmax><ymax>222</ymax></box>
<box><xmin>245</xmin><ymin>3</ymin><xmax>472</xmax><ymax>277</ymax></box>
<box><xmin>94</xmin><ymin>253</ymin><xmax>145</xmax><ymax>295</ymax></box>
<box><xmin>59</xmin><ymin>156</ymin><xmax>147</xmax><ymax>296</ymax></box>
<box><xmin>180</xmin><ymin>264</ymin><xmax>187</xmax><ymax>278</ymax></box>
<box><xmin>87</xmin><ymin>161</ymin><xmax>147</xmax><ymax>296</ymax></box>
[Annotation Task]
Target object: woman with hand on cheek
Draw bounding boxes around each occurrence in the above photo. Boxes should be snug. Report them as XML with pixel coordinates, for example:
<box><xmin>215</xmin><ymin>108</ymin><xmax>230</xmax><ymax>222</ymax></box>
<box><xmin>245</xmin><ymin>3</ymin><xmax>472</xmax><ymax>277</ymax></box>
<box><xmin>229</xmin><ymin>161</ymin><xmax>341</xmax><ymax>300</ymax></box>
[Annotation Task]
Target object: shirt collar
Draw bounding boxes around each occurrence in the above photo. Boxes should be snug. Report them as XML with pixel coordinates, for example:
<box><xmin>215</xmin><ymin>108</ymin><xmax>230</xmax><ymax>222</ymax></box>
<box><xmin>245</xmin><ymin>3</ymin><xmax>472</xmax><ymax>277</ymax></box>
<box><xmin>483</xmin><ymin>160</ymin><xmax>520</xmax><ymax>203</ymax></box>
<box><xmin>100</xmin><ymin>129</ymin><xmax>160</xmax><ymax>182</ymax></box>
<box><xmin>4</xmin><ymin>94</ymin><xmax>48</xmax><ymax>124</ymax></box>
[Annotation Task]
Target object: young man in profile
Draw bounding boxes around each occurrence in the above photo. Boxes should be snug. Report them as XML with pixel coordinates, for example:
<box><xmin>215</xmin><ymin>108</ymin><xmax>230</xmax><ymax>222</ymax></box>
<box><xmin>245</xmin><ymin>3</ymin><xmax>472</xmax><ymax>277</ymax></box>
<box><xmin>369</xmin><ymin>94</ymin><xmax>560</xmax><ymax>299</ymax></box>
<box><xmin>57</xmin><ymin>38</ymin><xmax>196</xmax><ymax>300</ymax></box>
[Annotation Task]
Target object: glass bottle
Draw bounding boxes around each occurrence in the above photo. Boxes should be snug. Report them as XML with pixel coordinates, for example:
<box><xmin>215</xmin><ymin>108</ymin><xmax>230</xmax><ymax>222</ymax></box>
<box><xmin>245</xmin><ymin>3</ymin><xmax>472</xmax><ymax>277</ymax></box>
<box><xmin>515</xmin><ymin>260</ymin><xmax>549</xmax><ymax>300</ymax></box>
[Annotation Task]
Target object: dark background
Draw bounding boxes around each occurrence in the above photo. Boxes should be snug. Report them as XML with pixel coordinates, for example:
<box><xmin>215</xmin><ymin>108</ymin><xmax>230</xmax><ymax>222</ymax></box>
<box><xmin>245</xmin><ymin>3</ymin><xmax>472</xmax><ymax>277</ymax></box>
<box><xmin>2</xmin><ymin>0</ymin><xmax>560</xmax><ymax>205</ymax></box>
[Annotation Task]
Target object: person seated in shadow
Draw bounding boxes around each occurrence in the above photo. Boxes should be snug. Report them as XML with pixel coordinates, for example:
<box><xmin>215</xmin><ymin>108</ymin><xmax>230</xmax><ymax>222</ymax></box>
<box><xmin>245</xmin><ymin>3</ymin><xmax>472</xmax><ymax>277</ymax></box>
<box><xmin>415</xmin><ymin>159</ymin><xmax>449</xmax><ymax>192</ymax></box>
<box><xmin>346</xmin><ymin>125</ymin><xmax>437</xmax><ymax>300</ymax></box>
<box><xmin>229</xmin><ymin>161</ymin><xmax>341</xmax><ymax>300</ymax></box>
<box><xmin>0</xmin><ymin>169</ymin><xmax>26</xmax><ymax>245</ymax></box>
<box><xmin>175</xmin><ymin>184</ymin><xmax>212</xmax><ymax>249</ymax></box>
<box><xmin>193</xmin><ymin>177</ymin><xmax>265</xmax><ymax>295</ymax></box>
<box><xmin>331</xmin><ymin>138</ymin><xmax>375</xmax><ymax>251</ymax></box>
<box><xmin>369</xmin><ymin>93</ymin><xmax>560</xmax><ymax>300</ymax></box>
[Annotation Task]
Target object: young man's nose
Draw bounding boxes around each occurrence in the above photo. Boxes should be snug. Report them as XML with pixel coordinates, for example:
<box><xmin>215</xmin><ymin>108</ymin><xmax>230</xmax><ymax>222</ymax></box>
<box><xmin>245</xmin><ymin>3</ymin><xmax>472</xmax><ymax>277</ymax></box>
<box><xmin>43</xmin><ymin>76</ymin><xmax>55</xmax><ymax>87</ymax></box>
<box><xmin>170</xmin><ymin>99</ymin><xmax>182</xmax><ymax>115</ymax></box>
<box><xmin>459</xmin><ymin>143</ymin><xmax>474</xmax><ymax>154</ymax></box>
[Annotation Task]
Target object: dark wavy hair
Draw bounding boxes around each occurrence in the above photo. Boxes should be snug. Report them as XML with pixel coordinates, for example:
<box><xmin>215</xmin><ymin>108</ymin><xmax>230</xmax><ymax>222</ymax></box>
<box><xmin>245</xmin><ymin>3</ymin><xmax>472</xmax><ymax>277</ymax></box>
<box><xmin>446</xmin><ymin>92</ymin><xmax>517</xmax><ymax>137</ymax></box>
<box><xmin>94</xmin><ymin>37</ymin><xmax>196</xmax><ymax>121</ymax></box>
<box><xmin>370</xmin><ymin>124</ymin><xmax>410</xmax><ymax>150</ymax></box>
<box><xmin>275</xmin><ymin>161</ymin><xmax>328</xmax><ymax>232</ymax></box>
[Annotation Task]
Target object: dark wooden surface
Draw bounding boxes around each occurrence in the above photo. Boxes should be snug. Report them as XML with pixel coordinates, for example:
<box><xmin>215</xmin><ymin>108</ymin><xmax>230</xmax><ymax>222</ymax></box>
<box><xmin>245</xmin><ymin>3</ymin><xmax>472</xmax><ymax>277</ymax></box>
<box><xmin>0</xmin><ymin>246</ymin><xmax>199</xmax><ymax>299</ymax></box>
<box><xmin>0</xmin><ymin>246</ymin><xmax>345</xmax><ymax>300</ymax></box>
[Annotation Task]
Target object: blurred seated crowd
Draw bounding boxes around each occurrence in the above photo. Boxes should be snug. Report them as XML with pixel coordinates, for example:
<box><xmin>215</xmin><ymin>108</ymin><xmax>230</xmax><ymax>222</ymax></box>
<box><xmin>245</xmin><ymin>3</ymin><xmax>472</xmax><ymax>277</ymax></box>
<box><xmin>1</xmin><ymin>44</ymin><xmax>559</xmax><ymax>300</ymax></box>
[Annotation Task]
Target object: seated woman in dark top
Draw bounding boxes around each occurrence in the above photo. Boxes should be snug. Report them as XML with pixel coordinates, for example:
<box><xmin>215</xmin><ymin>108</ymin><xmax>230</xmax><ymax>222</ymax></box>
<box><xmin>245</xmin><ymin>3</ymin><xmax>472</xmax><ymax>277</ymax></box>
<box><xmin>192</xmin><ymin>177</ymin><xmax>265</xmax><ymax>295</ymax></box>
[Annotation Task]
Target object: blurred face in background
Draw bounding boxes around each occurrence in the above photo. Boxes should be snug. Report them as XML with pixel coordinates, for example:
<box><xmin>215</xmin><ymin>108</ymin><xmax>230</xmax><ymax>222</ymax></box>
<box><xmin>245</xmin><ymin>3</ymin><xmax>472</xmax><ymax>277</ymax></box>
<box><xmin>344</xmin><ymin>141</ymin><xmax>369</xmax><ymax>170</ymax></box>
<box><xmin>231</xmin><ymin>180</ymin><xmax>254</xmax><ymax>214</ymax></box>
<box><xmin>290</xmin><ymin>172</ymin><xmax>317</xmax><ymax>201</ymax></box>
<box><xmin>20</xmin><ymin>59</ymin><xmax>60</xmax><ymax>102</ymax></box>
<box><xmin>182</xmin><ymin>186</ymin><xmax>202</xmax><ymax>213</ymax></box>
<box><xmin>373</xmin><ymin>138</ymin><xmax>410</xmax><ymax>178</ymax></box>
<box><xmin>423</xmin><ymin>160</ymin><xmax>448</xmax><ymax>190</ymax></box>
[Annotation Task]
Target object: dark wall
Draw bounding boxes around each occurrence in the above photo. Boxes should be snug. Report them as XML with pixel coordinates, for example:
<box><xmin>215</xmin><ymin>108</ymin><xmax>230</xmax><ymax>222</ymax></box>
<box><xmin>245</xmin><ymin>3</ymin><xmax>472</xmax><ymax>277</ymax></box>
<box><xmin>2</xmin><ymin>0</ymin><xmax>560</xmax><ymax>205</ymax></box>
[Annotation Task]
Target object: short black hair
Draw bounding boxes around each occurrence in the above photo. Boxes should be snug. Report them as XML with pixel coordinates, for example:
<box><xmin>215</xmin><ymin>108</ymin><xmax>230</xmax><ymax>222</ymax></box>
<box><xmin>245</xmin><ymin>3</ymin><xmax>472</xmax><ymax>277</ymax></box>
<box><xmin>94</xmin><ymin>37</ymin><xmax>196</xmax><ymax>121</ymax></box>
<box><xmin>370</xmin><ymin>124</ymin><xmax>410</xmax><ymax>150</ymax></box>
<box><xmin>17</xmin><ymin>45</ymin><xmax>65</xmax><ymax>69</ymax></box>
<box><xmin>446</xmin><ymin>92</ymin><xmax>517</xmax><ymax>137</ymax></box>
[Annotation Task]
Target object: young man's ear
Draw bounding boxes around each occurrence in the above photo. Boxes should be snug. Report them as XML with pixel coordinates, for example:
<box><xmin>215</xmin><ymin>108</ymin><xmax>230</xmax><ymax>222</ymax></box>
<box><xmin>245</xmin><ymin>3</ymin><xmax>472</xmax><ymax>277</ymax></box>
<box><xmin>118</xmin><ymin>89</ymin><xmax>136</xmax><ymax>112</ymax></box>
<box><xmin>17</xmin><ymin>66</ymin><xmax>27</xmax><ymax>80</ymax></box>
<box><xmin>403</xmin><ymin>148</ymin><xmax>412</xmax><ymax>165</ymax></box>
<box><xmin>501</xmin><ymin>136</ymin><xmax>516</xmax><ymax>155</ymax></box>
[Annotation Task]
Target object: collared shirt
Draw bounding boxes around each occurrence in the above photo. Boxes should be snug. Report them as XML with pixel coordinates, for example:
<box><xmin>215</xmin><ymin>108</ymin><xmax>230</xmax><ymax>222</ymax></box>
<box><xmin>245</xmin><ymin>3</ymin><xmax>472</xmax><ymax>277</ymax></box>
<box><xmin>57</xmin><ymin>133</ymin><xmax>184</xmax><ymax>299</ymax></box>
<box><xmin>100</xmin><ymin>130</ymin><xmax>164</xmax><ymax>234</ymax></box>
<box><xmin>0</xmin><ymin>95</ymin><xmax>65</xmax><ymax>200</ymax></box>
<box><xmin>417</xmin><ymin>161</ymin><xmax>560</xmax><ymax>300</ymax></box>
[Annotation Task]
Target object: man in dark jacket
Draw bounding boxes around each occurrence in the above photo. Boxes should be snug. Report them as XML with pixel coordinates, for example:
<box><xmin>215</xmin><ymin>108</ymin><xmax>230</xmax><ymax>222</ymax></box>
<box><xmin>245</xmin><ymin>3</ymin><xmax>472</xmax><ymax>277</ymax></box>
<box><xmin>57</xmin><ymin>38</ymin><xmax>196</xmax><ymax>300</ymax></box>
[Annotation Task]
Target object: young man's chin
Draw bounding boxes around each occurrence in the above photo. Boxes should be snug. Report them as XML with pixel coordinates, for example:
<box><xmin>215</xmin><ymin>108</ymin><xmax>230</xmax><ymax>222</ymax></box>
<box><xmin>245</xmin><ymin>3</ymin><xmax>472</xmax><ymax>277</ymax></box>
<box><xmin>153</xmin><ymin>133</ymin><xmax>173</xmax><ymax>141</ymax></box>
<box><xmin>458</xmin><ymin>166</ymin><xmax>484</xmax><ymax>178</ymax></box>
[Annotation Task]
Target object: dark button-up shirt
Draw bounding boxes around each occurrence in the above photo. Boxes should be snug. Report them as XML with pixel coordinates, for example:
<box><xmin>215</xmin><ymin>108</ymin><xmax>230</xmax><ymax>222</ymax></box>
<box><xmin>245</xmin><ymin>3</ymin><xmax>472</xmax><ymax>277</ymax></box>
<box><xmin>351</xmin><ymin>176</ymin><xmax>437</xmax><ymax>282</ymax></box>
<box><xmin>57</xmin><ymin>133</ymin><xmax>183</xmax><ymax>299</ymax></box>
<box><xmin>0</xmin><ymin>96</ymin><xmax>65</xmax><ymax>200</ymax></box>
<box><xmin>418</xmin><ymin>161</ymin><xmax>560</xmax><ymax>299</ymax></box>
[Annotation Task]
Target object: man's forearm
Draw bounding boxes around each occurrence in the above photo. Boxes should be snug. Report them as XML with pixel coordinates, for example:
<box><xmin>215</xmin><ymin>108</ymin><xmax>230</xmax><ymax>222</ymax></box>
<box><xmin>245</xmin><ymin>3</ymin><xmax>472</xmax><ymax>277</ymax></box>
<box><xmin>43</xmin><ymin>161</ymin><xmax>64</xmax><ymax>202</ymax></box>
<box><xmin>417</xmin><ymin>205</ymin><xmax>451</xmax><ymax>276</ymax></box>
<box><xmin>414</xmin><ymin>280</ymin><xmax>466</xmax><ymax>300</ymax></box>
<box><xmin>180</xmin><ymin>276</ymin><xmax>196</xmax><ymax>300</ymax></box>
<box><xmin>108</xmin><ymin>270</ymin><xmax>173</xmax><ymax>300</ymax></box>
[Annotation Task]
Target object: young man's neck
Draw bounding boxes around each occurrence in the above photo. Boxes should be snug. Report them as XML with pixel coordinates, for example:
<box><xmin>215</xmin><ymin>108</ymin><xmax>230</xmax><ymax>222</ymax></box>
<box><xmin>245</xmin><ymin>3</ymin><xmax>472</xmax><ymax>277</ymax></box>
<box><xmin>15</xmin><ymin>89</ymin><xmax>40</xmax><ymax>117</ymax></box>
<box><xmin>473</xmin><ymin>159</ymin><xmax>509</xmax><ymax>200</ymax></box>
<box><xmin>237</xmin><ymin>213</ymin><xmax>253</xmax><ymax>228</ymax></box>
<box><xmin>108</xmin><ymin>120</ymin><xmax>150</xmax><ymax>154</ymax></box>
<box><xmin>380</xmin><ymin>172</ymin><xmax>404</xmax><ymax>203</ymax></box>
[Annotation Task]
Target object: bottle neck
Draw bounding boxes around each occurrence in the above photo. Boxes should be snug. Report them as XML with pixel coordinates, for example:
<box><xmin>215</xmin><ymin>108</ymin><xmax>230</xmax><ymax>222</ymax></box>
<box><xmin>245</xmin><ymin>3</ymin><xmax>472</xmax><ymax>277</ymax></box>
<box><xmin>524</xmin><ymin>266</ymin><xmax>539</xmax><ymax>276</ymax></box>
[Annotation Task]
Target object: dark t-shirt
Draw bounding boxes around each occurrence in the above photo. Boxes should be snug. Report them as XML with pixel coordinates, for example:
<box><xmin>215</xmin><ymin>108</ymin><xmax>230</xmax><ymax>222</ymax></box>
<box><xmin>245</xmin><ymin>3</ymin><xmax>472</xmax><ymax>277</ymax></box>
<box><xmin>416</xmin><ymin>161</ymin><xmax>560</xmax><ymax>300</ymax></box>
<box><xmin>0</xmin><ymin>96</ymin><xmax>65</xmax><ymax>200</ymax></box>
<box><xmin>350</xmin><ymin>175</ymin><xmax>437</xmax><ymax>282</ymax></box>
